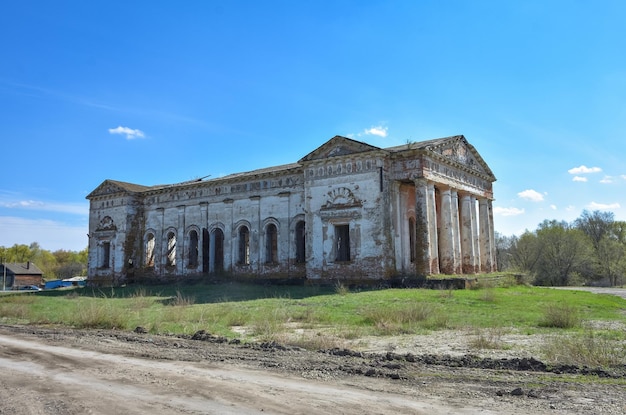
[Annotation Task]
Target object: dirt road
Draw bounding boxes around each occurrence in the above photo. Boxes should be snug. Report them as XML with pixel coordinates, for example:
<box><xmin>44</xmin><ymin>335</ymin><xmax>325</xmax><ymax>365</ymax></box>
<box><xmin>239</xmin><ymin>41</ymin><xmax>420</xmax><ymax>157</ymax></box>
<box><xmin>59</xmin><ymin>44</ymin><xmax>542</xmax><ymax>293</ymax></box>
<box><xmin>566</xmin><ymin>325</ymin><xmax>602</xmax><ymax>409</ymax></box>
<box><xmin>0</xmin><ymin>325</ymin><xmax>625</xmax><ymax>414</ymax></box>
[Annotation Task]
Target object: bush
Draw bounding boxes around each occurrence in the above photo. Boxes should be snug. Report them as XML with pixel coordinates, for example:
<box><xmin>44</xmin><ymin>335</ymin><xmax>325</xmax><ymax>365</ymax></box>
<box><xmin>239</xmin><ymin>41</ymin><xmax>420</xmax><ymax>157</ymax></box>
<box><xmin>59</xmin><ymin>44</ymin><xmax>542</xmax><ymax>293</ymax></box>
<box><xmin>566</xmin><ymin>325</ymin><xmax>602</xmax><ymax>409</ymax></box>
<box><xmin>468</xmin><ymin>328</ymin><xmax>506</xmax><ymax>350</ymax></box>
<box><xmin>539</xmin><ymin>304</ymin><xmax>581</xmax><ymax>328</ymax></box>
<box><xmin>68</xmin><ymin>301</ymin><xmax>127</xmax><ymax>329</ymax></box>
<box><xmin>541</xmin><ymin>330</ymin><xmax>626</xmax><ymax>367</ymax></box>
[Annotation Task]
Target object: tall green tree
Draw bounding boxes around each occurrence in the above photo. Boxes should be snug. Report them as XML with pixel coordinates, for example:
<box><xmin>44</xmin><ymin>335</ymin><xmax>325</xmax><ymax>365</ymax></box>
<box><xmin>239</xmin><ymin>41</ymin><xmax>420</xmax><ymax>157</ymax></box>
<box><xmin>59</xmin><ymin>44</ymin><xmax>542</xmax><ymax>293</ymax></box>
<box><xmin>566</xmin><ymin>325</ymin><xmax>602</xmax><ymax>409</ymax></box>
<box><xmin>510</xmin><ymin>231</ymin><xmax>541</xmax><ymax>273</ymax></box>
<box><xmin>574</xmin><ymin>211</ymin><xmax>626</xmax><ymax>286</ymax></box>
<box><xmin>533</xmin><ymin>220</ymin><xmax>592</xmax><ymax>286</ymax></box>
<box><xmin>574</xmin><ymin>210</ymin><xmax>614</xmax><ymax>251</ymax></box>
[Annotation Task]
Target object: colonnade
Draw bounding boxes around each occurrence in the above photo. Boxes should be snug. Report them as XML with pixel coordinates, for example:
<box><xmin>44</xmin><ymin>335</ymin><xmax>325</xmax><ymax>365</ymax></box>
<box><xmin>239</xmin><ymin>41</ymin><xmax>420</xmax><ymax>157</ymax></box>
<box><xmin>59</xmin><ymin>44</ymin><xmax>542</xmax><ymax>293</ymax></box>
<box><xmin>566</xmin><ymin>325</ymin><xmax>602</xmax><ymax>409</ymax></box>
<box><xmin>414</xmin><ymin>179</ymin><xmax>496</xmax><ymax>275</ymax></box>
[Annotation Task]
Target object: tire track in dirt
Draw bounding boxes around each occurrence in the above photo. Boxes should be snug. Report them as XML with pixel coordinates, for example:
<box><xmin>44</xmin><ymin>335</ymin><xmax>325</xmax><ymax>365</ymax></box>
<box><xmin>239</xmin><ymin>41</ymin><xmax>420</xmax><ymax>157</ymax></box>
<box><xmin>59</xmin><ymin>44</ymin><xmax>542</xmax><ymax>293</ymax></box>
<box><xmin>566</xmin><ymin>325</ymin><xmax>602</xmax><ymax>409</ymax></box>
<box><xmin>0</xmin><ymin>333</ymin><xmax>474</xmax><ymax>415</ymax></box>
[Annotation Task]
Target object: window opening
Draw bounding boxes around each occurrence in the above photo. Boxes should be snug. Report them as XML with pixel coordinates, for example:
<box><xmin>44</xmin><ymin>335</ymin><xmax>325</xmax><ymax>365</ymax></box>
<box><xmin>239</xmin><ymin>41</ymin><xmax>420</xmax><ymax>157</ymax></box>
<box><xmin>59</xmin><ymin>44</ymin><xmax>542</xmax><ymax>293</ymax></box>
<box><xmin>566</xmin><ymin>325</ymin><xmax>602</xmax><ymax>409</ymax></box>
<box><xmin>145</xmin><ymin>233</ymin><xmax>155</xmax><ymax>267</ymax></box>
<box><xmin>101</xmin><ymin>241</ymin><xmax>111</xmax><ymax>268</ymax></box>
<box><xmin>295</xmin><ymin>221</ymin><xmax>306</xmax><ymax>263</ymax></box>
<box><xmin>188</xmin><ymin>230</ymin><xmax>198</xmax><ymax>267</ymax></box>
<box><xmin>212</xmin><ymin>228</ymin><xmax>224</xmax><ymax>272</ymax></box>
<box><xmin>238</xmin><ymin>226</ymin><xmax>250</xmax><ymax>265</ymax></box>
<box><xmin>166</xmin><ymin>232</ymin><xmax>176</xmax><ymax>266</ymax></box>
<box><xmin>335</xmin><ymin>224</ymin><xmax>351</xmax><ymax>262</ymax></box>
<box><xmin>265</xmin><ymin>224</ymin><xmax>278</xmax><ymax>263</ymax></box>
<box><xmin>202</xmin><ymin>228</ymin><xmax>209</xmax><ymax>273</ymax></box>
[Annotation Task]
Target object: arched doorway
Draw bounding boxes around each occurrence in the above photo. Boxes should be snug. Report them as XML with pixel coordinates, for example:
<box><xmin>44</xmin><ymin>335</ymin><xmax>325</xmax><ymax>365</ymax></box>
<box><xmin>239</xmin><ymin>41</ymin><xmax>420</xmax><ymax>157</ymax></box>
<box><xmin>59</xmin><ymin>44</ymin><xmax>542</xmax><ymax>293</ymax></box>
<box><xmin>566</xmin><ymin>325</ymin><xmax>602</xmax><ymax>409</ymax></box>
<box><xmin>210</xmin><ymin>228</ymin><xmax>224</xmax><ymax>274</ymax></box>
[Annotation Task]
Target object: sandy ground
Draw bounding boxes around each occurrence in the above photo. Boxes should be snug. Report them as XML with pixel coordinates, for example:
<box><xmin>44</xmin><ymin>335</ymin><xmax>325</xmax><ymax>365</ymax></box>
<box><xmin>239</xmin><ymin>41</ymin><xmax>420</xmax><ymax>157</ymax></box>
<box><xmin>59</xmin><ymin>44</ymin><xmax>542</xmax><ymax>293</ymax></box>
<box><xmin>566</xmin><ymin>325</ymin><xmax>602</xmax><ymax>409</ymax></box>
<box><xmin>0</xmin><ymin>287</ymin><xmax>624</xmax><ymax>414</ymax></box>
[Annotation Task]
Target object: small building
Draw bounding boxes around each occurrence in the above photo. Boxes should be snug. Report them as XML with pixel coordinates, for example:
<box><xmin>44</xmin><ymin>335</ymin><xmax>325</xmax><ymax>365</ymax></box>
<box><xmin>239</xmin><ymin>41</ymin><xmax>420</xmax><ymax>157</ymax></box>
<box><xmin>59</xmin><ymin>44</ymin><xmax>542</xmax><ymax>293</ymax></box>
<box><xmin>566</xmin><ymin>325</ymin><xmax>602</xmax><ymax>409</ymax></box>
<box><xmin>0</xmin><ymin>262</ymin><xmax>44</xmax><ymax>289</ymax></box>
<box><xmin>86</xmin><ymin>135</ymin><xmax>497</xmax><ymax>286</ymax></box>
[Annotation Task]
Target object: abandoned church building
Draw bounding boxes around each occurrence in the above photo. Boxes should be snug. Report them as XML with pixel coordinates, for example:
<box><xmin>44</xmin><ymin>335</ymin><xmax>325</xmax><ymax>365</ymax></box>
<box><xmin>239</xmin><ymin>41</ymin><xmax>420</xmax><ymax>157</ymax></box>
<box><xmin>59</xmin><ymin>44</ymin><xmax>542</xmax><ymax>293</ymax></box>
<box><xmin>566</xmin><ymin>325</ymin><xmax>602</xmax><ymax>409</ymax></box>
<box><xmin>86</xmin><ymin>135</ymin><xmax>496</xmax><ymax>285</ymax></box>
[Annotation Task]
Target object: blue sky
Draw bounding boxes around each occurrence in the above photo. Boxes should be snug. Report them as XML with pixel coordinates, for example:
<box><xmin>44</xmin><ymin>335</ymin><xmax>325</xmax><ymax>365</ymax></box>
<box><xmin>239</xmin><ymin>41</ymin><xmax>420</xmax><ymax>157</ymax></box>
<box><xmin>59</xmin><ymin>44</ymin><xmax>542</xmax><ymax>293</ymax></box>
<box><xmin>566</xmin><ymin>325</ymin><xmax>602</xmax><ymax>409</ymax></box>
<box><xmin>1</xmin><ymin>0</ymin><xmax>625</xmax><ymax>252</ymax></box>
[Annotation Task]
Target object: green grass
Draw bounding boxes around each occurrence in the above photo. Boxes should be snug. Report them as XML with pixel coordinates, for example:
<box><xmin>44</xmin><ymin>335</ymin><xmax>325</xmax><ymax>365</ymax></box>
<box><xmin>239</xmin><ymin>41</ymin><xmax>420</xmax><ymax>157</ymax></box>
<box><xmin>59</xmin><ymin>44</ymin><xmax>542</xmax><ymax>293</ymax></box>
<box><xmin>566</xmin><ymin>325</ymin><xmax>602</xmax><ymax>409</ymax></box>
<box><xmin>1</xmin><ymin>282</ymin><xmax>625</xmax><ymax>365</ymax></box>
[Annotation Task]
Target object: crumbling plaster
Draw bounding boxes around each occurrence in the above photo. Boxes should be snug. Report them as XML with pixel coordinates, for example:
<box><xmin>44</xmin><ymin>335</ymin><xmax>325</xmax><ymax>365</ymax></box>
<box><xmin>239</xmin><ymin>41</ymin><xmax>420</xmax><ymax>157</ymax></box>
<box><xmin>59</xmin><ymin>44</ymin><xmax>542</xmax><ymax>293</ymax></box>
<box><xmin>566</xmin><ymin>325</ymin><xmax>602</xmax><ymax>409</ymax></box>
<box><xmin>86</xmin><ymin>135</ymin><xmax>497</xmax><ymax>285</ymax></box>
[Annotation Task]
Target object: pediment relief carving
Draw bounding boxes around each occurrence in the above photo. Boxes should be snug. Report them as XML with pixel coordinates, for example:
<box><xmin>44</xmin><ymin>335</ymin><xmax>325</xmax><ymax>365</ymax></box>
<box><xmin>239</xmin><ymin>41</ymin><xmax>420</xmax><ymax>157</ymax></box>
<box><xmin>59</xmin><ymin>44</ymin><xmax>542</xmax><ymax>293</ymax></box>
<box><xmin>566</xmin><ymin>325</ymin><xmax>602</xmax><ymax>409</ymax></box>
<box><xmin>429</xmin><ymin>138</ymin><xmax>491</xmax><ymax>176</ymax></box>
<box><xmin>90</xmin><ymin>183</ymin><xmax>125</xmax><ymax>197</ymax></box>
<box><xmin>300</xmin><ymin>136</ymin><xmax>381</xmax><ymax>163</ymax></box>
<box><xmin>321</xmin><ymin>187</ymin><xmax>362</xmax><ymax>210</ymax></box>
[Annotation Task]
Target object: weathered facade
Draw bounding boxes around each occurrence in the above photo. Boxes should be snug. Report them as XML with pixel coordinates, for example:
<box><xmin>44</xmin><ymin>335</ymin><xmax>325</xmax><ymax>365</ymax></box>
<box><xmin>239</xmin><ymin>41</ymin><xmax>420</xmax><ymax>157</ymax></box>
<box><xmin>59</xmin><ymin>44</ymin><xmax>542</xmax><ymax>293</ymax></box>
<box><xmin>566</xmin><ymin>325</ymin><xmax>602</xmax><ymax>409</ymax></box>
<box><xmin>86</xmin><ymin>135</ymin><xmax>496</xmax><ymax>285</ymax></box>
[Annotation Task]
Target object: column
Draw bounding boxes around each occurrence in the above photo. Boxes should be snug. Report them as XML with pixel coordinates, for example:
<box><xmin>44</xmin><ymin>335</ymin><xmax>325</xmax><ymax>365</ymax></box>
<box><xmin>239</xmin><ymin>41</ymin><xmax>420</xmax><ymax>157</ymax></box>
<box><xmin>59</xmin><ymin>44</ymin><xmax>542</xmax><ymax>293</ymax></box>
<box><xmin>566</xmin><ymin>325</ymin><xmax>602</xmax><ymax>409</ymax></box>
<box><xmin>250</xmin><ymin>195</ymin><xmax>261</xmax><ymax>271</ymax></box>
<box><xmin>177</xmin><ymin>205</ymin><xmax>186</xmax><ymax>276</ymax></box>
<box><xmin>199</xmin><ymin>202</ymin><xmax>208</xmax><ymax>274</ymax></box>
<box><xmin>414</xmin><ymin>179</ymin><xmax>432</xmax><ymax>275</ymax></box>
<box><xmin>392</xmin><ymin>182</ymin><xmax>405</xmax><ymax>271</ymax></box>
<box><xmin>479</xmin><ymin>199</ymin><xmax>494</xmax><ymax>272</ymax></box>
<box><xmin>451</xmin><ymin>190</ymin><xmax>462</xmax><ymax>274</ymax></box>
<box><xmin>488</xmin><ymin>199</ymin><xmax>497</xmax><ymax>272</ymax></box>
<box><xmin>470</xmin><ymin>196</ymin><xmax>480</xmax><ymax>273</ymax></box>
<box><xmin>156</xmin><ymin>207</ymin><xmax>164</xmax><ymax>276</ymax></box>
<box><xmin>460</xmin><ymin>194</ymin><xmax>476</xmax><ymax>274</ymax></box>
<box><xmin>427</xmin><ymin>183</ymin><xmax>439</xmax><ymax>274</ymax></box>
<box><xmin>438</xmin><ymin>188</ymin><xmax>455</xmax><ymax>274</ymax></box>
<box><xmin>209</xmin><ymin>229</ymin><xmax>216</xmax><ymax>274</ymax></box>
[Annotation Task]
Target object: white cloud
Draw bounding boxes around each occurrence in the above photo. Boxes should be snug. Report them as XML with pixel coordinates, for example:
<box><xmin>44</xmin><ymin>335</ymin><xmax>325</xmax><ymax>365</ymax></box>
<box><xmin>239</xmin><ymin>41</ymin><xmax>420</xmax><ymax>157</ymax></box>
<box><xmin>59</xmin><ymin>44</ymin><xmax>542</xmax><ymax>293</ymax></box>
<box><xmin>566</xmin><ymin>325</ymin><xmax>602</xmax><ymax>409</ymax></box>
<box><xmin>587</xmin><ymin>202</ymin><xmax>621</xmax><ymax>210</ymax></box>
<box><xmin>550</xmin><ymin>204</ymin><xmax>557</xmax><ymax>210</ymax></box>
<box><xmin>600</xmin><ymin>176</ymin><xmax>613</xmax><ymax>184</ymax></box>
<box><xmin>494</xmin><ymin>206</ymin><xmax>525</xmax><ymax>216</ymax></box>
<box><xmin>621</xmin><ymin>175</ymin><xmax>626</xmax><ymax>180</ymax></box>
<box><xmin>572</xmin><ymin>176</ymin><xmax>587</xmax><ymax>182</ymax></box>
<box><xmin>0</xmin><ymin>216</ymin><xmax>88</xmax><ymax>251</ymax></box>
<box><xmin>517</xmin><ymin>189</ymin><xmax>544</xmax><ymax>202</ymax></box>
<box><xmin>363</xmin><ymin>126</ymin><xmax>388</xmax><ymax>138</ymax></box>
<box><xmin>568</xmin><ymin>165</ymin><xmax>602</xmax><ymax>174</ymax></box>
<box><xmin>108</xmin><ymin>126</ymin><xmax>145</xmax><ymax>140</ymax></box>
<box><xmin>0</xmin><ymin>198</ymin><xmax>88</xmax><ymax>216</ymax></box>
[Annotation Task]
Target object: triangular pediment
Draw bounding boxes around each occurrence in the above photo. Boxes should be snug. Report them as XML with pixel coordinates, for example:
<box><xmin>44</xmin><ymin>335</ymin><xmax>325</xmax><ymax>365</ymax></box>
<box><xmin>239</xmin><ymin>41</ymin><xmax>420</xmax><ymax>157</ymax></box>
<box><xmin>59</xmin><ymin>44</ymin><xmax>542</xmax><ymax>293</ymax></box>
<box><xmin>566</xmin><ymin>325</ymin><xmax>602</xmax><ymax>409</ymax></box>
<box><xmin>86</xmin><ymin>180</ymin><xmax>150</xmax><ymax>199</ymax></box>
<box><xmin>423</xmin><ymin>135</ymin><xmax>495</xmax><ymax>180</ymax></box>
<box><xmin>299</xmin><ymin>136</ymin><xmax>382</xmax><ymax>163</ymax></box>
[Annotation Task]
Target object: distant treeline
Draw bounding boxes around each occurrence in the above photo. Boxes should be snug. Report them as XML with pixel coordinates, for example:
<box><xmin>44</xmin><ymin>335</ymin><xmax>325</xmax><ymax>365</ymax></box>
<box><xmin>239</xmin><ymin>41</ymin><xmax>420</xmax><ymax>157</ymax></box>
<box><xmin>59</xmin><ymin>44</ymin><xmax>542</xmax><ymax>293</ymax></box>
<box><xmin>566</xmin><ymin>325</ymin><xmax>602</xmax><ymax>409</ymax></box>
<box><xmin>496</xmin><ymin>210</ymin><xmax>626</xmax><ymax>286</ymax></box>
<box><xmin>0</xmin><ymin>243</ymin><xmax>87</xmax><ymax>280</ymax></box>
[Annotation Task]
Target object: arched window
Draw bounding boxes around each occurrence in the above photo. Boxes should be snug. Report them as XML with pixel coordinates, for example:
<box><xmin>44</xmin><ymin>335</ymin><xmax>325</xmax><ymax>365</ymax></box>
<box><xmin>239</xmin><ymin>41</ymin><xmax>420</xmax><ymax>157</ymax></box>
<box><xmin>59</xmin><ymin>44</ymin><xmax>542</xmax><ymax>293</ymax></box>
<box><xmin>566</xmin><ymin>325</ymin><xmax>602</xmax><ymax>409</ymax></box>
<box><xmin>145</xmin><ymin>233</ymin><xmax>155</xmax><ymax>267</ymax></box>
<box><xmin>211</xmin><ymin>228</ymin><xmax>224</xmax><ymax>272</ymax></box>
<box><xmin>188</xmin><ymin>230</ymin><xmax>198</xmax><ymax>267</ymax></box>
<box><xmin>295</xmin><ymin>221</ymin><xmax>306</xmax><ymax>263</ymax></box>
<box><xmin>265</xmin><ymin>223</ymin><xmax>278</xmax><ymax>263</ymax></box>
<box><xmin>408</xmin><ymin>217</ymin><xmax>416</xmax><ymax>263</ymax></box>
<box><xmin>166</xmin><ymin>231</ymin><xmax>176</xmax><ymax>266</ymax></box>
<box><xmin>238</xmin><ymin>226</ymin><xmax>250</xmax><ymax>265</ymax></box>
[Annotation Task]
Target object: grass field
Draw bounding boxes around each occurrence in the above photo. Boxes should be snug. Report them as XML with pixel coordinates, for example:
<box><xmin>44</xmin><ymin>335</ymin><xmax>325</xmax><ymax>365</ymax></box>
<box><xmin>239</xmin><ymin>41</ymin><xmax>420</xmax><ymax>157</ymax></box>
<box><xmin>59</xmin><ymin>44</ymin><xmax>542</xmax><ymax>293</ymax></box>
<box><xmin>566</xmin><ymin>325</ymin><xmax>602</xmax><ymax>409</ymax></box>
<box><xmin>1</xmin><ymin>280</ymin><xmax>625</xmax><ymax>366</ymax></box>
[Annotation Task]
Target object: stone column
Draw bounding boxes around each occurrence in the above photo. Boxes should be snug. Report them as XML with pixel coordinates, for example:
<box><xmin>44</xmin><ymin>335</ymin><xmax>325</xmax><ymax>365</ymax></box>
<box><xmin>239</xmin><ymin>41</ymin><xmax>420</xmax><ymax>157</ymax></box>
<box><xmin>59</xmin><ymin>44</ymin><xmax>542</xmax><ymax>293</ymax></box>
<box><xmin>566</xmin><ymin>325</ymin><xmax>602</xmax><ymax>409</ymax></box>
<box><xmin>156</xmin><ymin>207</ymin><xmax>164</xmax><ymax>276</ymax></box>
<box><xmin>451</xmin><ymin>190</ymin><xmax>462</xmax><ymax>274</ymax></box>
<box><xmin>209</xmin><ymin>228</ymin><xmax>216</xmax><ymax>274</ymax></box>
<box><xmin>479</xmin><ymin>199</ymin><xmax>494</xmax><ymax>272</ymax></box>
<box><xmin>199</xmin><ymin>202</ymin><xmax>208</xmax><ymax>274</ymax></box>
<box><xmin>460</xmin><ymin>194</ymin><xmax>476</xmax><ymax>274</ymax></box>
<box><xmin>224</xmin><ymin>198</ymin><xmax>234</xmax><ymax>272</ymax></box>
<box><xmin>488</xmin><ymin>199</ymin><xmax>497</xmax><ymax>272</ymax></box>
<box><xmin>250</xmin><ymin>195</ymin><xmax>261</xmax><ymax>271</ymax></box>
<box><xmin>438</xmin><ymin>188</ymin><xmax>455</xmax><ymax>274</ymax></box>
<box><xmin>427</xmin><ymin>183</ymin><xmax>439</xmax><ymax>274</ymax></box>
<box><xmin>279</xmin><ymin>191</ymin><xmax>291</xmax><ymax>267</ymax></box>
<box><xmin>392</xmin><ymin>182</ymin><xmax>405</xmax><ymax>271</ymax></box>
<box><xmin>470</xmin><ymin>196</ymin><xmax>480</xmax><ymax>273</ymax></box>
<box><xmin>414</xmin><ymin>179</ymin><xmax>432</xmax><ymax>275</ymax></box>
<box><xmin>177</xmin><ymin>205</ymin><xmax>186</xmax><ymax>276</ymax></box>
